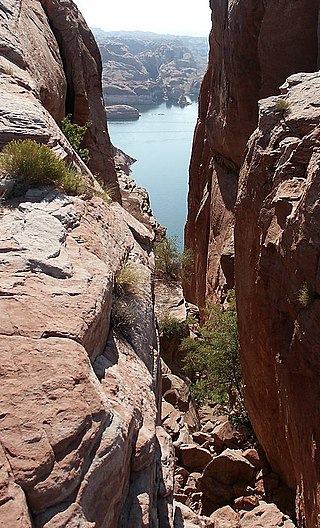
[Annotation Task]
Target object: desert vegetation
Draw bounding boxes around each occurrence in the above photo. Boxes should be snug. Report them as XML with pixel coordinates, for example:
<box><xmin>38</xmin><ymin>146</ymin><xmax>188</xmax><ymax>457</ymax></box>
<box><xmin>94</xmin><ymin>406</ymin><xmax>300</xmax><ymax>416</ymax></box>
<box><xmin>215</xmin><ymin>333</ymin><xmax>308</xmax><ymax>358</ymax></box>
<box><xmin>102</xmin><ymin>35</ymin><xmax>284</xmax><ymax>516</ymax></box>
<box><xmin>154</xmin><ymin>235</ymin><xmax>193</xmax><ymax>281</ymax></box>
<box><xmin>182</xmin><ymin>291</ymin><xmax>242</xmax><ymax>406</ymax></box>
<box><xmin>112</xmin><ymin>260</ymin><xmax>142</xmax><ymax>342</ymax></box>
<box><xmin>0</xmin><ymin>139</ymin><xmax>112</xmax><ymax>202</ymax></box>
<box><xmin>60</xmin><ymin>114</ymin><xmax>90</xmax><ymax>163</ymax></box>
<box><xmin>0</xmin><ymin>139</ymin><xmax>88</xmax><ymax>196</ymax></box>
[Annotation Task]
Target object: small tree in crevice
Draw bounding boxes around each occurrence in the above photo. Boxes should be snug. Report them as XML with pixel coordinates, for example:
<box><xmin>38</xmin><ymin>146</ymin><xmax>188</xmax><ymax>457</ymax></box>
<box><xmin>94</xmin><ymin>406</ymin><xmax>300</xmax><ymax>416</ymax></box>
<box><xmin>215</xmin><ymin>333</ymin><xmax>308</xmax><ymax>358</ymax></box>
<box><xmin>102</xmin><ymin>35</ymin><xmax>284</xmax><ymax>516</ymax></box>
<box><xmin>154</xmin><ymin>235</ymin><xmax>193</xmax><ymax>282</ymax></box>
<box><xmin>181</xmin><ymin>290</ymin><xmax>249</xmax><ymax>426</ymax></box>
<box><xmin>61</xmin><ymin>114</ymin><xmax>90</xmax><ymax>163</ymax></box>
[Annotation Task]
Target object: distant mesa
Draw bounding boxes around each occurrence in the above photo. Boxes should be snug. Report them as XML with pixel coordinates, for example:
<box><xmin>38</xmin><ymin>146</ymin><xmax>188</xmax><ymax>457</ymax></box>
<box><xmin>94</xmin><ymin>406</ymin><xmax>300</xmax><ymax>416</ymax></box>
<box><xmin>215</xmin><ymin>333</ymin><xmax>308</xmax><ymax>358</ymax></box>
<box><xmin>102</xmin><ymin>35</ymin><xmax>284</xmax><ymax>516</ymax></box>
<box><xmin>94</xmin><ymin>29</ymin><xmax>208</xmax><ymax>107</ymax></box>
<box><xmin>106</xmin><ymin>104</ymin><xmax>140</xmax><ymax>121</ymax></box>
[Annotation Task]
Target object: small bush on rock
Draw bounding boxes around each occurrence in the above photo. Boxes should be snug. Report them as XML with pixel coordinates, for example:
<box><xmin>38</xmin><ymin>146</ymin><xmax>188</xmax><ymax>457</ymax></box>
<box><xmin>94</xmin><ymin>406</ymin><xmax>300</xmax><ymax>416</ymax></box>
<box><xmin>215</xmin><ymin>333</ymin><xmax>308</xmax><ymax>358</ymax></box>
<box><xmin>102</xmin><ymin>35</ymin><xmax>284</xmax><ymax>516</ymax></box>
<box><xmin>154</xmin><ymin>235</ymin><xmax>193</xmax><ymax>281</ymax></box>
<box><xmin>112</xmin><ymin>259</ymin><xmax>142</xmax><ymax>343</ymax></box>
<box><xmin>159</xmin><ymin>315</ymin><xmax>188</xmax><ymax>338</ymax></box>
<box><xmin>182</xmin><ymin>290</ymin><xmax>245</xmax><ymax>416</ymax></box>
<box><xmin>115</xmin><ymin>261</ymin><xmax>140</xmax><ymax>297</ymax></box>
<box><xmin>275</xmin><ymin>98</ymin><xmax>290</xmax><ymax>112</ymax></box>
<box><xmin>111</xmin><ymin>297</ymin><xmax>140</xmax><ymax>342</ymax></box>
<box><xmin>0</xmin><ymin>139</ymin><xmax>88</xmax><ymax>197</ymax></box>
<box><xmin>61</xmin><ymin>114</ymin><xmax>90</xmax><ymax>163</ymax></box>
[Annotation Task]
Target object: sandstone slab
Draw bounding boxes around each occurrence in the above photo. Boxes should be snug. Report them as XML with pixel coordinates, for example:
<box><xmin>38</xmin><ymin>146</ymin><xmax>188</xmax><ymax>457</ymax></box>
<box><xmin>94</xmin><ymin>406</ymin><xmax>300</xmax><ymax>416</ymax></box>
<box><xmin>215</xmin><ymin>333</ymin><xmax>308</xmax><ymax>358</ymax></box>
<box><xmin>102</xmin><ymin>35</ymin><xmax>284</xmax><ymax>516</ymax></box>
<box><xmin>239</xmin><ymin>502</ymin><xmax>296</xmax><ymax>527</ymax></box>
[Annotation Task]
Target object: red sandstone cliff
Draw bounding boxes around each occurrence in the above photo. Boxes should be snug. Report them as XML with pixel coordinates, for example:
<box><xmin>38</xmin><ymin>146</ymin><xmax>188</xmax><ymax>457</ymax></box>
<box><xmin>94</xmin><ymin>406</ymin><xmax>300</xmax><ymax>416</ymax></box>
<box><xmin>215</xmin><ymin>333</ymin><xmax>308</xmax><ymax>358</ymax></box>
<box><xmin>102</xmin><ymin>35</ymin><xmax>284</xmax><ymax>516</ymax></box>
<box><xmin>185</xmin><ymin>1</ymin><xmax>320</xmax><ymax>526</ymax></box>
<box><xmin>235</xmin><ymin>72</ymin><xmax>320</xmax><ymax>528</ymax></box>
<box><xmin>0</xmin><ymin>1</ymin><xmax>170</xmax><ymax>526</ymax></box>
<box><xmin>0</xmin><ymin>0</ymin><xmax>119</xmax><ymax>197</ymax></box>
<box><xmin>185</xmin><ymin>0</ymin><xmax>320</xmax><ymax>307</ymax></box>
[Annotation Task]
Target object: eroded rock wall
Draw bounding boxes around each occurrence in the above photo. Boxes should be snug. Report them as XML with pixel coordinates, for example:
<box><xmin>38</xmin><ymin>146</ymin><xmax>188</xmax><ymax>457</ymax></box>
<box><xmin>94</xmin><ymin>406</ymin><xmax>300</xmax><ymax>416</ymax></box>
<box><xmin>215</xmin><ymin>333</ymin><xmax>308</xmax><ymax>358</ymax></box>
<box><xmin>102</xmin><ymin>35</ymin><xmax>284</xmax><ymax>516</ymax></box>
<box><xmin>0</xmin><ymin>188</ymin><xmax>167</xmax><ymax>527</ymax></box>
<box><xmin>185</xmin><ymin>0</ymin><xmax>320</xmax><ymax>307</ymax></box>
<box><xmin>0</xmin><ymin>0</ymin><xmax>119</xmax><ymax>195</ymax></box>
<box><xmin>0</xmin><ymin>1</ymin><xmax>174</xmax><ymax>525</ymax></box>
<box><xmin>235</xmin><ymin>72</ymin><xmax>320</xmax><ymax>528</ymax></box>
<box><xmin>185</xmin><ymin>2</ymin><xmax>320</xmax><ymax>526</ymax></box>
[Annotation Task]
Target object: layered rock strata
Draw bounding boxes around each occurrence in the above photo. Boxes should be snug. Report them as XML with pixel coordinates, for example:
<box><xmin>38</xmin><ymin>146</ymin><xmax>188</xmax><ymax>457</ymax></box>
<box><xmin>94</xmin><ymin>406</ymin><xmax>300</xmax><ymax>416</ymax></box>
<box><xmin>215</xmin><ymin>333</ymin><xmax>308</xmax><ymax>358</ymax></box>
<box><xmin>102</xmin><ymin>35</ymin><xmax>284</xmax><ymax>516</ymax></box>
<box><xmin>0</xmin><ymin>187</ymin><xmax>167</xmax><ymax>527</ymax></box>
<box><xmin>0</xmin><ymin>0</ymin><xmax>173</xmax><ymax>525</ymax></box>
<box><xmin>235</xmin><ymin>72</ymin><xmax>320</xmax><ymax>528</ymax></box>
<box><xmin>185</xmin><ymin>0</ymin><xmax>320</xmax><ymax>307</ymax></box>
<box><xmin>0</xmin><ymin>0</ymin><xmax>119</xmax><ymax>197</ymax></box>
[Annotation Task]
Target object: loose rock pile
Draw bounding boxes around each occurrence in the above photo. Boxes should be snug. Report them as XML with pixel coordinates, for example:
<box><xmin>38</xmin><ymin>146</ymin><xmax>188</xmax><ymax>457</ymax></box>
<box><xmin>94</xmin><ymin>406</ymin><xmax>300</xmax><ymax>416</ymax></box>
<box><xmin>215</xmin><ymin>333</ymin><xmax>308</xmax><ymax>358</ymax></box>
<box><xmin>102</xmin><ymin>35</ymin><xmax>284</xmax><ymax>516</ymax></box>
<box><xmin>162</xmin><ymin>380</ymin><xmax>296</xmax><ymax>527</ymax></box>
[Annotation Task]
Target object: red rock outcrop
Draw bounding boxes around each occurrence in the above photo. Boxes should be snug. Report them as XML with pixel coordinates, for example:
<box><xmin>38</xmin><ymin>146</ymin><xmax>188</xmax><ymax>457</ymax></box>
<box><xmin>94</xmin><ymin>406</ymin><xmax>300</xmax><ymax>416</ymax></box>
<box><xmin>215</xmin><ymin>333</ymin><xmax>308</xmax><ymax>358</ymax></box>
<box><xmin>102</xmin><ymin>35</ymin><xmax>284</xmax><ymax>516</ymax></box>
<box><xmin>184</xmin><ymin>0</ymin><xmax>320</xmax><ymax>307</ymax></box>
<box><xmin>235</xmin><ymin>72</ymin><xmax>320</xmax><ymax>528</ymax></box>
<box><xmin>0</xmin><ymin>0</ymin><xmax>119</xmax><ymax>196</ymax></box>
<box><xmin>0</xmin><ymin>0</ymin><xmax>176</xmax><ymax>525</ymax></box>
<box><xmin>0</xmin><ymin>188</ymin><xmax>165</xmax><ymax>527</ymax></box>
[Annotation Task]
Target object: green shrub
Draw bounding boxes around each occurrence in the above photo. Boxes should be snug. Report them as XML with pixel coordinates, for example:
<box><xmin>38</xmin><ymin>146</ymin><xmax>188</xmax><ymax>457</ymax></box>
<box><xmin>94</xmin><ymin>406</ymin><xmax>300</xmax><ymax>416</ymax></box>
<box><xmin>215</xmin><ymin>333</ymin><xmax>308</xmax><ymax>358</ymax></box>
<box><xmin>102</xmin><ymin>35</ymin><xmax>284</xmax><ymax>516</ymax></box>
<box><xmin>182</xmin><ymin>290</ymin><xmax>245</xmax><ymax>413</ymax></box>
<box><xmin>275</xmin><ymin>99</ymin><xmax>290</xmax><ymax>111</ymax></box>
<box><xmin>159</xmin><ymin>315</ymin><xmax>188</xmax><ymax>338</ymax></box>
<box><xmin>115</xmin><ymin>261</ymin><xmax>140</xmax><ymax>296</ymax></box>
<box><xmin>154</xmin><ymin>235</ymin><xmax>193</xmax><ymax>281</ymax></box>
<box><xmin>0</xmin><ymin>139</ymin><xmax>88</xmax><ymax>197</ymax></box>
<box><xmin>3</xmin><ymin>65</ymin><xmax>14</xmax><ymax>76</ymax></box>
<box><xmin>60</xmin><ymin>114</ymin><xmax>90</xmax><ymax>163</ymax></box>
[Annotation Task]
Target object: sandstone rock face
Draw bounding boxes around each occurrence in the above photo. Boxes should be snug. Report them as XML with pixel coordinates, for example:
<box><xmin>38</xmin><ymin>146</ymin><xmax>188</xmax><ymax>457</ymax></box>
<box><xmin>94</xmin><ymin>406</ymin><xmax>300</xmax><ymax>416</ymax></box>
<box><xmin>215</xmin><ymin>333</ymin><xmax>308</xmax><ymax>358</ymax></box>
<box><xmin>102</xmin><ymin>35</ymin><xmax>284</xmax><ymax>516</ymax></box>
<box><xmin>0</xmin><ymin>188</ymin><xmax>165</xmax><ymax>526</ymax></box>
<box><xmin>235</xmin><ymin>72</ymin><xmax>320</xmax><ymax>528</ymax></box>
<box><xmin>185</xmin><ymin>0</ymin><xmax>320</xmax><ymax>307</ymax></box>
<box><xmin>0</xmin><ymin>0</ymin><xmax>119</xmax><ymax>195</ymax></box>
<box><xmin>239</xmin><ymin>502</ymin><xmax>295</xmax><ymax>528</ymax></box>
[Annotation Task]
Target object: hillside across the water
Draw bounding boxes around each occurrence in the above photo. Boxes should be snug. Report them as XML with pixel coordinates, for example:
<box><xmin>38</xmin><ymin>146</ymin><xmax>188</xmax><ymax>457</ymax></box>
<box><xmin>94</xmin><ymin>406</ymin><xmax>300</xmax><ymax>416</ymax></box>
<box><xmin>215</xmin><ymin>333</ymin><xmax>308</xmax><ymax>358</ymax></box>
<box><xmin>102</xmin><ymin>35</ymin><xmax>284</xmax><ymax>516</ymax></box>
<box><xmin>93</xmin><ymin>28</ymin><xmax>208</xmax><ymax>107</ymax></box>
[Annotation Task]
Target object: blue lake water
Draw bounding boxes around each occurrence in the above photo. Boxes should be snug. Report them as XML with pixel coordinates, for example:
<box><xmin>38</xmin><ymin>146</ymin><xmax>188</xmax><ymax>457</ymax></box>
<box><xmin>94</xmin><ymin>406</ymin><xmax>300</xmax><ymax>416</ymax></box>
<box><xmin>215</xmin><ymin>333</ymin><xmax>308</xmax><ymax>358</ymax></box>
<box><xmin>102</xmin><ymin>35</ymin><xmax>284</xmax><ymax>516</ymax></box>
<box><xmin>108</xmin><ymin>102</ymin><xmax>198</xmax><ymax>248</ymax></box>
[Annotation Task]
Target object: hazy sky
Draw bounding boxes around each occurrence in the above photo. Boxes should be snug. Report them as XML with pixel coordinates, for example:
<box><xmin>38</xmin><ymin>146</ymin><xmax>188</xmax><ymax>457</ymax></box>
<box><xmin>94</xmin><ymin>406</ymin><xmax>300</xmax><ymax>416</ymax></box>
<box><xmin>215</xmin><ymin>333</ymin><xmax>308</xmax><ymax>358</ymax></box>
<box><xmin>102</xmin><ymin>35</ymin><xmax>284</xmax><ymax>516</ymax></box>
<box><xmin>73</xmin><ymin>0</ymin><xmax>211</xmax><ymax>36</ymax></box>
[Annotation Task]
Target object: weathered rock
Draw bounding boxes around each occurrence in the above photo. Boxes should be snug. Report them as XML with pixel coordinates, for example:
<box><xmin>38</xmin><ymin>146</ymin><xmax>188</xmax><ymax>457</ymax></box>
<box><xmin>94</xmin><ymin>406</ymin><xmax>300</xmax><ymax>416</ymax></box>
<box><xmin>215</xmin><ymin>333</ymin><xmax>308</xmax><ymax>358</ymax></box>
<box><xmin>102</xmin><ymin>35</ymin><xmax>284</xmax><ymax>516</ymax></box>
<box><xmin>204</xmin><ymin>449</ymin><xmax>256</xmax><ymax>486</ymax></box>
<box><xmin>200</xmin><ymin>476</ymin><xmax>235</xmax><ymax>506</ymax></box>
<box><xmin>239</xmin><ymin>502</ymin><xmax>296</xmax><ymax>527</ymax></box>
<box><xmin>243</xmin><ymin>449</ymin><xmax>265</xmax><ymax>470</ymax></box>
<box><xmin>0</xmin><ymin>189</ymin><xmax>163</xmax><ymax>526</ymax></box>
<box><xmin>192</xmin><ymin>432</ymin><xmax>212</xmax><ymax>446</ymax></box>
<box><xmin>97</xmin><ymin>33</ymin><xmax>208</xmax><ymax>106</ymax></box>
<box><xmin>235</xmin><ymin>71</ymin><xmax>320</xmax><ymax>527</ymax></box>
<box><xmin>185</xmin><ymin>0</ymin><xmax>320</xmax><ymax>307</ymax></box>
<box><xmin>106</xmin><ymin>104</ymin><xmax>140</xmax><ymax>121</ymax></box>
<box><xmin>209</xmin><ymin>505</ymin><xmax>238</xmax><ymax>528</ymax></box>
<box><xmin>178</xmin><ymin>445</ymin><xmax>212</xmax><ymax>471</ymax></box>
<box><xmin>173</xmin><ymin>500</ymin><xmax>208</xmax><ymax>528</ymax></box>
<box><xmin>0</xmin><ymin>0</ymin><xmax>119</xmax><ymax>196</ymax></box>
<box><xmin>184</xmin><ymin>473</ymin><xmax>202</xmax><ymax>495</ymax></box>
<box><xmin>39</xmin><ymin>0</ymin><xmax>117</xmax><ymax>190</ymax></box>
<box><xmin>212</xmin><ymin>420</ymin><xmax>238</xmax><ymax>453</ymax></box>
<box><xmin>234</xmin><ymin>495</ymin><xmax>259</xmax><ymax>511</ymax></box>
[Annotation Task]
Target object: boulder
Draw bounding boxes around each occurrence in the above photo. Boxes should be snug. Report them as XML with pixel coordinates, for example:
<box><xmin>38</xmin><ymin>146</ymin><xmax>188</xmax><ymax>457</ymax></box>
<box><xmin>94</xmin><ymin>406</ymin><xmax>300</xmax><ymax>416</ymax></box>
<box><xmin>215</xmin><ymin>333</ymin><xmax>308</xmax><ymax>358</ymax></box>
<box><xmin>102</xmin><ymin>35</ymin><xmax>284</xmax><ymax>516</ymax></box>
<box><xmin>173</xmin><ymin>501</ymin><xmax>208</xmax><ymax>528</ymax></box>
<box><xmin>192</xmin><ymin>432</ymin><xmax>212</xmax><ymax>446</ymax></box>
<box><xmin>234</xmin><ymin>495</ymin><xmax>259</xmax><ymax>511</ymax></box>
<box><xmin>204</xmin><ymin>449</ymin><xmax>256</xmax><ymax>486</ymax></box>
<box><xmin>239</xmin><ymin>502</ymin><xmax>296</xmax><ymax>527</ymax></box>
<box><xmin>212</xmin><ymin>420</ymin><xmax>238</xmax><ymax>453</ymax></box>
<box><xmin>178</xmin><ymin>445</ymin><xmax>212</xmax><ymax>470</ymax></box>
<box><xmin>209</xmin><ymin>505</ymin><xmax>239</xmax><ymax>528</ymax></box>
<box><xmin>243</xmin><ymin>449</ymin><xmax>265</xmax><ymax>470</ymax></box>
<box><xmin>200</xmin><ymin>475</ymin><xmax>236</xmax><ymax>506</ymax></box>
